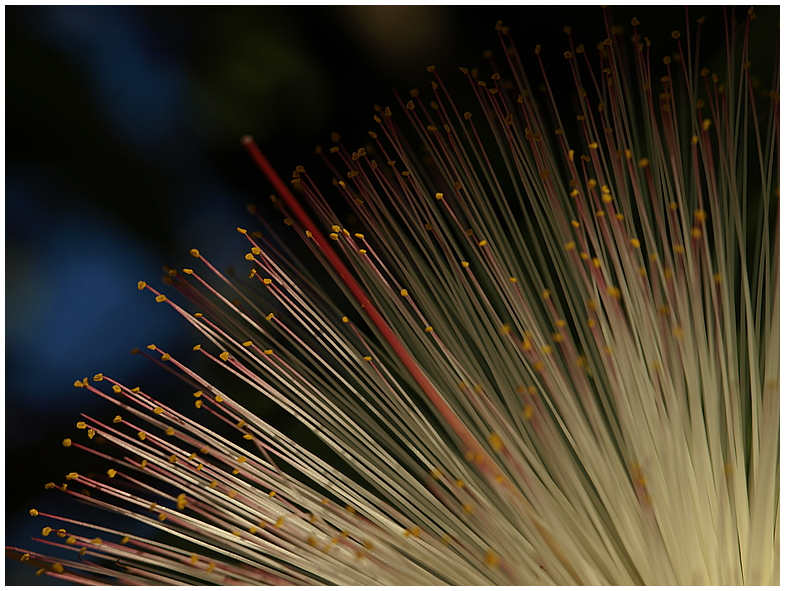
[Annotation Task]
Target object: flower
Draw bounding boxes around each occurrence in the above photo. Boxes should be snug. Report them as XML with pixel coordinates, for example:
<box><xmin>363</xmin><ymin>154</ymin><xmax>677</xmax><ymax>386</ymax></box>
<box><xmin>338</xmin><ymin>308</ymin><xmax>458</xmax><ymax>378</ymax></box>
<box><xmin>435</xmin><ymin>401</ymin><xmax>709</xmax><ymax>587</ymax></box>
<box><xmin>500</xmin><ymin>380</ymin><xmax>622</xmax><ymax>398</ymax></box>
<box><xmin>8</xmin><ymin>7</ymin><xmax>778</xmax><ymax>585</ymax></box>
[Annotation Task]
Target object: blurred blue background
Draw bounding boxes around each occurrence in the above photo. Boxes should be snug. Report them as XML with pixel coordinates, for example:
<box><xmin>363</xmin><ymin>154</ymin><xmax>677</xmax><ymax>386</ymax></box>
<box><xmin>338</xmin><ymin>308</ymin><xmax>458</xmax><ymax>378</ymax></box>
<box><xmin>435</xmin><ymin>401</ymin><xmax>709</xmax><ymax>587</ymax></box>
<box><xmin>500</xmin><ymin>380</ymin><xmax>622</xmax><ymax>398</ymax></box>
<box><xmin>7</xmin><ymin>5</ymin><xmax>755</xmax><ymax>584</ymax></box>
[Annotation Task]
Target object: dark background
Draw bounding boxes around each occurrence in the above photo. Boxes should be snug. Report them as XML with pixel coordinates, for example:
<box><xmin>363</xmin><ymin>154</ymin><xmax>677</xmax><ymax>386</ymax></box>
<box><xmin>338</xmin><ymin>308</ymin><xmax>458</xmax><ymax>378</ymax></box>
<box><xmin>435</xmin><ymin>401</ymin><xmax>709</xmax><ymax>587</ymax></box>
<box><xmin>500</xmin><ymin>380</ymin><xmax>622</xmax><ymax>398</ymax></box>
<box><xmin>6</xmin><ymin>5</ymin><xmax>774</xmax><ymax>584</ymax></box>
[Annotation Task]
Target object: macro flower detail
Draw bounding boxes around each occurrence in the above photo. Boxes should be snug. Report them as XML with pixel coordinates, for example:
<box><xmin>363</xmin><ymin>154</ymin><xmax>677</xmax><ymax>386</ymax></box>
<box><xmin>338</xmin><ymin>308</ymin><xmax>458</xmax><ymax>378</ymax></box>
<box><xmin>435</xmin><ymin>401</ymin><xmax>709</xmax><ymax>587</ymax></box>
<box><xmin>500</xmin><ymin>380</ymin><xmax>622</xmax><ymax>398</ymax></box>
<box><xmin>8</xmin><ymin>9</ymin><xmax>779</xmax><ymax>585</ymax></box>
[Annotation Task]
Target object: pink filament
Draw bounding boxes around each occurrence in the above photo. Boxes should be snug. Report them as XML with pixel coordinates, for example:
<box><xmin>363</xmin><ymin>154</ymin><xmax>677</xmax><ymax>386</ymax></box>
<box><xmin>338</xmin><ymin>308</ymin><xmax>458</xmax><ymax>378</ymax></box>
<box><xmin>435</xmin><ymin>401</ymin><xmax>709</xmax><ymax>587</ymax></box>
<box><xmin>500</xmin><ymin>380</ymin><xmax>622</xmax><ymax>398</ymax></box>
<box><xmin>241</xmin><ymin>136</ymin><xmax>484</xmax><ymax>457</ymax></box>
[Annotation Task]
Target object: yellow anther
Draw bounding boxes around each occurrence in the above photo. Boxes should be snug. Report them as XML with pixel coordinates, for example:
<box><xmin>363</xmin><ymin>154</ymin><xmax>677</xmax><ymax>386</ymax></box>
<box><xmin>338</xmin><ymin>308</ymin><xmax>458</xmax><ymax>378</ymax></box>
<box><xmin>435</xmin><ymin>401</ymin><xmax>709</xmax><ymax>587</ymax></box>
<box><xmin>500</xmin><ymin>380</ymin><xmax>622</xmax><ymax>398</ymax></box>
<box><xmin>65</xmin><ymin>472</ymin><xmax>78</xmax><ymax>481</ymax></box>
<box><xmin>484</xmin><ymin>551</ymin><xmax>500</xmax><ymax>568</ymax></box>
<box><xmin>630</xmin><ymin>238</ymin><xmax>641</xmax><ymax>248</ymax></box>
<box><xmin>107</xmin><ymin>468</ymin><xmax>117</xmax><ymax>478</ymax></box>
<box><xmin>571</xmin><ymin>220</ymin><xmax>580</xmax><ymax>228</ymax></box>
<box><xmin>565</xmin><ymin>241</ymin><xmax>576</xmax><ymax>250</ymax></box>
<box><xmin>29</xmin><ymin>508</ymin><xmax>39</xmax><ymax>517</ymax></box>
<box><xmin>165</xmin><ymin>427</ymin><xmax>175</xmax><ymax>436</ymax></box>
<box><xmin>424</xmin><ymin>326</ymin><xmax>433</xmax><ymax>332</ymax></box>
<box><xmin>363</xmin><ymin>356</ymin><xmax>372</xmax><ymax>362</ymax></box>
<box><xmin>607</xmin><ymin>286</ymin><xmax>621</xmax><ymax>299</ymax></box>
<box><xmin>541</xmin><ymin>289</ymin><xmax>550</xmax><ymax>299</ymax></box>
<box><xmin>137</xmin><ymin>281</ymin><xmax>147</xmax><ymax>290</ymax></box>
<box><xmin>155</xmin><ymin>294</ymin><xmax>166</xmax><ymax>303</ymax></box>
<box><xmin>215</xmin><ymin>395</ymin><xmax>224</xmax><ymax>402</ymax></box>
<box><xmin>111</xmin><ymin>385</ymin><xmax>122</xmax><ymax>394</ymax></box>
<box><xmin>487</xmin><ymin>432</ymin><xmax>504</xmax><ymax>452</ymax></box>
<box><xmin>138</xmin><ymin>431</ymin><xmax>146</xmax><ymax>441</ymax></box>
<box><xmin>400</xmin><ymin>289</ymin><xmax>409</xmax><ymax>297</ymax></box>
<box><xmin>153</xmin><ymin>406</ymin><xmax>164</xmax><ymax>415</ymax></box>
<box><xmin>219</xmin><ymin>352</ymin><xmax>230</xmax><ymax>361</ymax></box>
